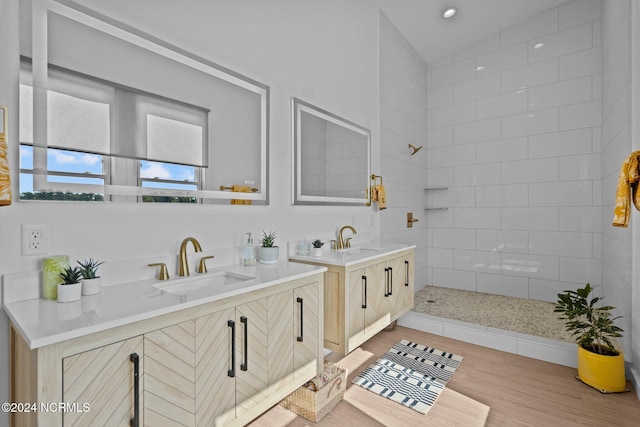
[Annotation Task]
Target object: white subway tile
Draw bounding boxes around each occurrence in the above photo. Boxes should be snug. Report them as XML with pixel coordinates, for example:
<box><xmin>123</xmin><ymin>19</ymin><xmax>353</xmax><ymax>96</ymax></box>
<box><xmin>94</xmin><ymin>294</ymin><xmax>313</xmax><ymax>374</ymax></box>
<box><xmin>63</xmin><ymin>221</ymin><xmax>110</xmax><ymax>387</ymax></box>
<box><xmin>476</xmin><ymin>43</ymin><xmax>528</xmax><ymax>76</ymax></box>
<box><xmin>453</xmin><ymin>33</ymin><xmax>501</xmax><ymax>62</ymax></box>
<box><xmin>529</xmin><ymin>231</ymin><xmax>593</xmax><ymax>258</ymax></box>
<box><xmin>424</xmin><ymin>207</ymin><xmax>453</xmax><ymax>228</ymax></box>
<box><xmin>453</xmin><ymin>207</ymin><xmax>501</xmax><ymax>229</ymax></box>
<box><xmin>431</xmin><ymin>58</ymin><xmax>475</xmax><ymax>88</ymax></box>
<box><xmin>529</xmin><ymin>181</ymin><xmax>593</xmax><ymax>206</ymax></box>
<box><xmin>454</xmin><ymin>250</ymin><xmax>502</xmax><ymax>274</ymax></box>
<box><xmin>477</xmin><ymin>273</ymin><xmax>529</xmax><ymax>298</ymax></box>
<box><xmin>593</xmin><ymin>19</ymin><xmax>601</xmax><ymax>48</ymax></box>
<box><xmin>559</xmin><ymin>257</ymin><xmax>602</xmax><ymax>284</ymax></box>
<box><xmin>428</xmin><ymin>85</ymin><xmax>453</xmax><ymax>109</ymax></box>
<box><xmin>431</xmin><ymin>101</ymin><xmax>475</xmax><ymax>128</ymax></box>
<box><xmin>559</xmin><ymin>100</ymin><xmax>601</xmax><ymax>130</ymax></box>
<box><xmin>501</xmin><ymin>108</ymin><xmax>559</xmax><ymax>138</ymax></box>
<box><xmin>477</xmin><ymin>90</ymin><xmax>528</xmax><ymax>120</ymax></box>
<box><xmin>453</xmin><ymin>118</ymin><xmax>500</xmax><ymax>145</ymax></box>
<box><xmin>429</xmin><ymin>186</ymin><xmax>475</xmax><ymax>208</ymax></box>
<box><xmin>453</xmin><ymin>73</ymin><xmax>501</xmax><ymax>103</ymax></box>
<box><xmin>478</xmin><ymin>230</ymin><xmax>530</xmax><ymax>253</ymax></box>
<box><xmin>427</xmin><ymin>247</ymin><xmax>454</xmax><ymax>269</ymax></box>
<box><xmin>433</xmin><ymin>228</ymin><xmax>476</xmax><ymax>249</ymax></box>
<box><xmin>559</xmin><ymin>47</ymin><xmax>602</xmax><ymax>80</ymax></box>
<box><xmin>428</xmin><ymin>54</ymin><xmax>452</xmax><ymax>71</ymax></box>
<box><xmin>529</xmin><ymin>24</ymin><xmax>593</xmax><ymax>63</ymax></box>
<box><xmin>453</xmin><ymin>163</ymin><xmax>501</xmax><ymax>186</ymax></box>
<box><xmin>559</xmin><ymin>207</ymin><xmax>602</xmax><ymax>232</ymax></box>
<box><xmin>432</xmin><ymin>268</ymin><xmax>477</xmax><ymax>291</ymax></box>
<box><xmin>476</xmin><ymin>184</ymin><xmax>529</xmax><ymax>207</ymax></box>
<box><xmin>528</xmin><ymin>76</ymin><xmax>592</xmax><ymax>110</ymax></box>
<box><xmin>501</xmin><ymin>207</ymin><xmax>559</xmax><ymax>231</ymax></box>
<box><xmin>431</xmin><ymin>144</ymin><xmax>475</xmax><ymax>167</ymax></box>
<box><xmin>528</xmin><ymin>128</ymin><xmax>592</xmax><ymax>159</ymax></box>
<box><xmin>476</xmin><ymin>137</ymin><xmax>528</xmax><ymax>163</ymax></box>
<box><xmin>559</xmin><ymin>0</ymin><xmax>601</xmax><ymax>31</ymax></box>
<box><xmin>501</xmin><ymin>58</ymin><xmax>559</xmax><ymax>93</ymax></box>
<box><xmin>501</xmin><ymin>158</ymin><xmax>558</xmax><ymax>184</ymax></box>
<box><xmin>427</xmin><ymin>126</ymin><xmax>453</xmax><ymax>148</ymax></box>
<box><xmin>529</xmin><ymin>279</ymin><xmax>578</xmax><ymax>302</ymax></box>
<box><xmin>592</xmin><ymin>73</ymin><xmax>601</xmax><ymax>100</ymax></box>
<box><xmin>426</xmin><ymin>167</ymin><xmax>453</xmax><ymax>188</ymax></box>
<box><xmin>501</xmin><ymin>253</ymin><xmax>559</xmax><ymax>280</ymax></box>
<box><xmin>501</xmin><ymin>8</ymin><xmax>558</xmax><ymax>48</ymax></box>
<box><xmin>559</xmin><ymin>154</ymin><xmax>601</xmax><ymax>181</ymax></box>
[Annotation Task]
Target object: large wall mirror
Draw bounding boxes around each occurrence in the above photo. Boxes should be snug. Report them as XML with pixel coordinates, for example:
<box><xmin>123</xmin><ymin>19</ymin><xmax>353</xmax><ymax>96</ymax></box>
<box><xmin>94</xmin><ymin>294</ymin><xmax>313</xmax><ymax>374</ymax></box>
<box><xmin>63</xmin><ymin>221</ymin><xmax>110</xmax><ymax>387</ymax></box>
<box><xmin>292</xmin><ymin>98</ymin><xmax>370</xmax><ymax>205</ymax></box>
<box><xmin>18</xmin><ymin>0</ymin><xmax>268</xmax><ymax>204</ymax></box>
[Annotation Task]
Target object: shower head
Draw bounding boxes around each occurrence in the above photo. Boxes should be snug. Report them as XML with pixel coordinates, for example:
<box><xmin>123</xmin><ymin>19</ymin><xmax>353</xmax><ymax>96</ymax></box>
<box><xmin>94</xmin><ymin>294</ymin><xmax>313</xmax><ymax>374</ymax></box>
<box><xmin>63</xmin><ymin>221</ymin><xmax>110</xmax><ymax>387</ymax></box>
<box><xmin>409</xmin><ymin>144</ymin><xmax>423</xmax><ymax>155</ymax></box>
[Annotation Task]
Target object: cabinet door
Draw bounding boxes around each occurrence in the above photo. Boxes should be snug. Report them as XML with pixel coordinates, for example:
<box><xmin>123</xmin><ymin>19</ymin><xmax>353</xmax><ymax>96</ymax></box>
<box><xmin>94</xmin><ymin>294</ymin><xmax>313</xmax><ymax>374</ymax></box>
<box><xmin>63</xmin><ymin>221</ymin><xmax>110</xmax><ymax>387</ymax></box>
<box><xmin>235</xmin><ymin>298</ymin><xmax>269</xmax><ymax>418</ymax></box>
<box><xmin>347</xmin><ymin>268</ymin><xmax>366</xmax><ymax>346</ymax></box>
<box><xmin>144</xmin><ymin>320</ymin><xmax>196</xmax><ymax>427</ymax></box>
<box><xmin>388</xmin><ymin>254</ymin><xmax>413</xmax><ymax>316</ymax></box>
<box><xmin>268</xmin><ymin>290</ymin><xmax>294</xmax><ymax>396</ymax></box>
<box><xmin>294</xmin><ymin>281</ymin><xmax>321</xmax><ymax>381</ymax></box>
<box><xmin>195</xmin><ymin>307</ymin><xmax>236</xmax><ymax>427</ymax></box>
<box><xmin>365</xmin><ymin>263</ymin><xmax>389</xmax><ymax>333</ymax></box>
<box><xmin>63</xmin><ymin>336</ymin><xmax>143</xmax><ymax>427</ymax></box>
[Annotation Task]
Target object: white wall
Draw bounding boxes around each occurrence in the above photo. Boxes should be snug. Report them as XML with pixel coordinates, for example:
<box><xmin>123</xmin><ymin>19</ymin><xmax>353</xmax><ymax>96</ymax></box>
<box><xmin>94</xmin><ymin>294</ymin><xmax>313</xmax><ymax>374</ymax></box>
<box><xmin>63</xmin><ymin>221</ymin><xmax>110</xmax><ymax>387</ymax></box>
<box><xmin>425</xmin><ymin>0</ymin><xmax>603</xmax><ymax>302</ymax></box>
<box><xmin>0</xmin><ymin>0</ymin><xmax>381</xmax><ymax>422</ymax></box>
<box><xmin>602</xmin><ymin>0</ymin><xmax>635</xmax><ymax>372</ymax></box>
<box><xmin>379</xmin><ymin>13</ymin><xmax>429</xmax><ymax>290</ymax></box>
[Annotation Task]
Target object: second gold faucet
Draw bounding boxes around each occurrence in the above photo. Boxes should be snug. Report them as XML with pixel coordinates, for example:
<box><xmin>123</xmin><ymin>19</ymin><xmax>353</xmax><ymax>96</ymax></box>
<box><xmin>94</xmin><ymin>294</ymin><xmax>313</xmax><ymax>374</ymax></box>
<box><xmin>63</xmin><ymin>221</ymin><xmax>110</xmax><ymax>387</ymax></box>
<box><xmin>337</xmin><ymin>225</ymin><xmax>357</xmax><ymax>249</ymax></box>
<box><xmin>179</xmin><ymin>237</ymin><xmax>202</xmax><ymax>276</ymax></box>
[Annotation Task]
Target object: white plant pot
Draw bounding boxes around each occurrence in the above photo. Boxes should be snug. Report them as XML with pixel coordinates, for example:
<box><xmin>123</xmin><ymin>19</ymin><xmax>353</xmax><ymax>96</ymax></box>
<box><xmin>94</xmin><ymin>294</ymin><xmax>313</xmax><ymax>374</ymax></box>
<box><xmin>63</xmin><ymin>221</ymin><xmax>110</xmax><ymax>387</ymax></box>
<box><xmin>81</xmin><ymin>277</ymin><xmax>102</xmax><ymax>295</ymax></box>
<box><xmin>258</xmin><ymin>246</ymin><xmax>279</xmax><ymax>264</ymax></box>
<box><xmin>312</xmin><ymin>247</ymin><xmax>323</xmax><ymax>257</ymax></box>
<box><xmin>57</xmin><ymin>282</ymin><xmax>81</xmax><ymax>303</ymax></box>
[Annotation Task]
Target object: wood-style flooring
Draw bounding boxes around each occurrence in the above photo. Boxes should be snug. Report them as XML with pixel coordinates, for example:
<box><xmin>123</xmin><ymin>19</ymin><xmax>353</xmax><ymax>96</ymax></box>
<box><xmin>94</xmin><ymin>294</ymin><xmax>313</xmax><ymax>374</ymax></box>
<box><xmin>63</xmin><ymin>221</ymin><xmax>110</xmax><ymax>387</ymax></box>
<box><xmin>251</xmin><ymin>325</ymin><xmax>640</xmax><ymax>426</ymax></box>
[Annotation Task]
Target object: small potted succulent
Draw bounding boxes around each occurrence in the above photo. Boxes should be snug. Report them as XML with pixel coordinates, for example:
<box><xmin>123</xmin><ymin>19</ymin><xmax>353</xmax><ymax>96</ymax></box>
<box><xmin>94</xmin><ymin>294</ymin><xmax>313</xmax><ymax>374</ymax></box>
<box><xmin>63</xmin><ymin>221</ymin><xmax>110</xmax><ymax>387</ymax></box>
<box><xmin>57</xmin><ymin>266</ymin><xmax>82</xmax><ymax>303</ymax></box>
<box><xmin>311</xmin><ymin>239</ymin><xmax>324</xmax><ymax>257</ymax></box>
<box><xmin>555</xmin><ymin>283</ymin><xmax>626</xmax><ymax>393</ymax></box>
<box><xmin>78</xmin><ymin>258</ymin><xmax>104</xmax><ymax>295</ymax></box>
<box><xmin>258</xmin><ymin>230</ymin><xmax>279</xmax><ymax>264</ymax></box>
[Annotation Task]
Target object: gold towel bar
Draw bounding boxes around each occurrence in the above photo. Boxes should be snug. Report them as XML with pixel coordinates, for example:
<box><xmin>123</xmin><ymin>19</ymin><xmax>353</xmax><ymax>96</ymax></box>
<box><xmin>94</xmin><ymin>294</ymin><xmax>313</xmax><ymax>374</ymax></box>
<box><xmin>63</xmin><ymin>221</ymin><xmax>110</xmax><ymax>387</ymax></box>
<box><xmin>219</xmin><ymin>185</ymin><xmax>259</xmax><ymax>193</ymax></box>
<box><xmin>371</xmin><ymin>174</ymin><xmax>383</xmax><ymax>186</ymax></box>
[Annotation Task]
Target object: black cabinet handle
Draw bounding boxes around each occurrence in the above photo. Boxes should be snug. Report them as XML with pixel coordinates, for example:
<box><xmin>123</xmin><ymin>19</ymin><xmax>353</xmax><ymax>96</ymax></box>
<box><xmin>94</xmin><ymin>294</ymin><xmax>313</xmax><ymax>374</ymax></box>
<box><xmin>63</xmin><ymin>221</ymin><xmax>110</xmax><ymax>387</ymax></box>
<box><xmin>129</xmin><ymin>353</ymin><xmax>139</xmax><ymax>427</ymax></box>
<box><xmin>384</xmin><ymin>268</ymin><xmax>389</xmax><ymax>297</ymax></box>
<box><xmin>240</xmin><ymin>316</ymin><xmax>248</xmax><ymax>371</ymax></box>
<box><xmin>228</xmin><ymin>320</ymin><xmax>236</xmax><ymax>377</ymax></box>
<box><xmin>362</xmin><ymin>275</ymin><xmax>367</xmax><ymax>309</ymax></box>
<box><xmin>389</xmin><ymin>267</ymin><xmax>393</xmax><ymax>296</ymax></box>
<box><xmin>297</xmin><ymin>297</ymin><xmax>304</xmax><ymax>342</ymax></box>
<box><xmin>405</xmin><ymin>260</ymin><xmax>409</xmax><ymax>286</ymax></box>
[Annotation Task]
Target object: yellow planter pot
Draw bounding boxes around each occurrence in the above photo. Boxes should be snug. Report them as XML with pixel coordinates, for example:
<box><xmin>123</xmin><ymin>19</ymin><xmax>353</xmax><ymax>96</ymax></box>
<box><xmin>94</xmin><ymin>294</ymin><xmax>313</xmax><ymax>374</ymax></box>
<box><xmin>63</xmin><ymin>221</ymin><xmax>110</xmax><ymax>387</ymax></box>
<box><xmin>577</xmin><ymin>345</ymin><xmax>627</xmax><ymax>393</ymax></box>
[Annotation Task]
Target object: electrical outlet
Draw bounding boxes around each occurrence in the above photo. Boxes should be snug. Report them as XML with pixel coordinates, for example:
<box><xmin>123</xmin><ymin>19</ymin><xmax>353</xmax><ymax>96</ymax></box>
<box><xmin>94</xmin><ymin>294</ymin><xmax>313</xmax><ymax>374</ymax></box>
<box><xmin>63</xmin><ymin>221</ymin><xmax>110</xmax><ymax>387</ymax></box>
<box><xmin>21</xmin><ymin>224</ymin><xmax>49</xmax><ymax>256</ymax></box>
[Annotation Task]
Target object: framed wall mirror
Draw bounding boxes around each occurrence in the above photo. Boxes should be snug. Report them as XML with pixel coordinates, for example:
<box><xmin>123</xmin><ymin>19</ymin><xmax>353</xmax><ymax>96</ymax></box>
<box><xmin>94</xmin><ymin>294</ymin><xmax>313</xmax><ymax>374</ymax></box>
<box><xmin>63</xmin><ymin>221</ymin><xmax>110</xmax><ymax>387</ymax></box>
<box><xmin>18</xmin><ymin>0</ymin><xmax>269</xmax><ymax>204</ymax></box>
<box><xmin>292</xmin><ymin>98</ymin><xmax>370</xmax><ymax>205</ymax></box>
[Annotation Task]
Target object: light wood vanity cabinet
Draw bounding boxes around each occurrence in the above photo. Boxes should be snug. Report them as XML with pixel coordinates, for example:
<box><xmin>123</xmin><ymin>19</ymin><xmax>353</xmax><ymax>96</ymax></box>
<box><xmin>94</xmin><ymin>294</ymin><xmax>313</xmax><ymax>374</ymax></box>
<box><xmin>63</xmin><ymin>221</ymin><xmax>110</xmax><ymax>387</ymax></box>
<box><xmin>294</xmin><ymin>248</ymin><xmax>414</xmax><ymax>355</ymax></box>
<box><xmin>10</xmin><ymin>274</ymin><xmax>323</xmax><ymax>427</ymax></box>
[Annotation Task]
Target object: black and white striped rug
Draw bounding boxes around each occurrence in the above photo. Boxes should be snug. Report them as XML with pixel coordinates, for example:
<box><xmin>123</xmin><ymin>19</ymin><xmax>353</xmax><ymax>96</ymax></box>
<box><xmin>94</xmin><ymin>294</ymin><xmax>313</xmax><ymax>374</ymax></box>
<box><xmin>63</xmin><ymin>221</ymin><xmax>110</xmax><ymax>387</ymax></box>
<box><xmin>351</xmin><ymin>340</ymin><xmax>463</xmax><ymax>414</ymax></box>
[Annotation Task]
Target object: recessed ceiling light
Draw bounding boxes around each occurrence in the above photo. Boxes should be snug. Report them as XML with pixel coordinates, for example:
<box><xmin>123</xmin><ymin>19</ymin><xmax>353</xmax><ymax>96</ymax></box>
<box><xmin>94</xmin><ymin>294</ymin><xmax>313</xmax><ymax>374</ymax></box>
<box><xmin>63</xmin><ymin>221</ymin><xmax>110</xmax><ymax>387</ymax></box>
<box><xmin>534</xmin><ymin>43</ymin><xmax>545</xmax><ymax>50</ymax></box>
<box><xmin>476</xmin><ymin>65</ymin><xmax>485</xmax><ymax>71</ymax></box>
<box><xmin>443</xmin><ymin>8</ymin><xmax>456</xmax><ymax>19</ymax></box>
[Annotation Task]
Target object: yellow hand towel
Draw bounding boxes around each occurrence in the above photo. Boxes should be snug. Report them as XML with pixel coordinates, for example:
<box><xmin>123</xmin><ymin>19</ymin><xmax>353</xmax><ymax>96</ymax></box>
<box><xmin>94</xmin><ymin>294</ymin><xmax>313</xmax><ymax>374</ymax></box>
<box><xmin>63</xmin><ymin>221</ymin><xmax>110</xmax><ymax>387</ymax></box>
<box><xmin>371</xmin><ymin>185</ymin><xmax>386</xmax><ymax>210</ymax></box>
<box><xmin>612</xmin><ymin>151</ymin><xmax>640</xmax><ymax>227</ymax></box>
<box><xmin>0</xmin><ymin>134</ymin><xmax>12</xmax><ymax>206</ymax></box>
<box><xmin>230</xmin><ymin>185</ymin><xmax>252</xmax><ymax>205</ymax></box>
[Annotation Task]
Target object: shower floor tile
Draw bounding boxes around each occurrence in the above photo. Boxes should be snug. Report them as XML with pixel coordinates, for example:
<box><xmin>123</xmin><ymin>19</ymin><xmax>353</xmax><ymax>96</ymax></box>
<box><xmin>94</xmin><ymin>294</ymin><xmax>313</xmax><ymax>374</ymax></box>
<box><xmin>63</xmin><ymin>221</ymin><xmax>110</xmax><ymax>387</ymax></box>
<box><xmin>412</xmin><ymin>286</ymin><xmax>574</xmax><ymax>343</ymax></box>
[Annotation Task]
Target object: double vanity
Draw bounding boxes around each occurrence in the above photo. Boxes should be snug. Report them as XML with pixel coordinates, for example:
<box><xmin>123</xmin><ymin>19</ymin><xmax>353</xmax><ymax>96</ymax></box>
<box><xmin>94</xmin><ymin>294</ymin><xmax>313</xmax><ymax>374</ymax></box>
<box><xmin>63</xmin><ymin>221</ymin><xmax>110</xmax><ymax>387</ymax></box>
<box><xmin>5</xmin><ymin>242</ymin><xmax>414</xmax><ymax>426</ymax></box>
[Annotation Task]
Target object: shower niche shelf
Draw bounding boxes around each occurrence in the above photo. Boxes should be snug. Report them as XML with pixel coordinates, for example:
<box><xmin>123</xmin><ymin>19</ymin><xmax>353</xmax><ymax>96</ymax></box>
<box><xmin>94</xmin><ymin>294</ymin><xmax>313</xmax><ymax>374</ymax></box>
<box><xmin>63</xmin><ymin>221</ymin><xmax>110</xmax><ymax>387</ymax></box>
<box><xmin>424</xmin><ymin>186</ymin><xmax>448</xmax><ymax>211</ymax></box>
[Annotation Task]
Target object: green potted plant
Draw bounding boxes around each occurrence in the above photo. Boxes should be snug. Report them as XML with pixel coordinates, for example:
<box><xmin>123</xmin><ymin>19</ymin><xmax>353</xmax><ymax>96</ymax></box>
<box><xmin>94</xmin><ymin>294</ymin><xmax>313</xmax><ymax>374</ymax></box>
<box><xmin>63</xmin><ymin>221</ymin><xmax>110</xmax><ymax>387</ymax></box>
<box><xmin>311</xmin><ymin>239</ymin><xmax>324</xmax><ymax>257</ymax></box>
<box><xmin>77</xmin><ymin>258</ymin><xmax>104</xmax><ymax>295</ymax></box>
<box><xmin>555</xmin><ymin>283</ymin><xmax>627</xmax><ymax>393</ymax></box>
<box><xmin>58</xmin><ymin>266</ymin><xmax>82</xmax><ymax>303</ymax></box>
<box><xmin>258</xmin><ymin>230</ymin><xmax>279</xmax><ymax>264</ymax></box>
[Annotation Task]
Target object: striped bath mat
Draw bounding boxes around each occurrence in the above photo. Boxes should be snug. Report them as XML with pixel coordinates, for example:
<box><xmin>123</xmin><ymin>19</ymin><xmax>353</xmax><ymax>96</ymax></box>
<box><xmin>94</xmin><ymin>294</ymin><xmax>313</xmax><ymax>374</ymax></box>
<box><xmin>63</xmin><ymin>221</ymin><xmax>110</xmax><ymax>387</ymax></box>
<box><xmin>351</xmin><ymin>340</ymin><xmax>463</xmax><ymax>414</ymax></box>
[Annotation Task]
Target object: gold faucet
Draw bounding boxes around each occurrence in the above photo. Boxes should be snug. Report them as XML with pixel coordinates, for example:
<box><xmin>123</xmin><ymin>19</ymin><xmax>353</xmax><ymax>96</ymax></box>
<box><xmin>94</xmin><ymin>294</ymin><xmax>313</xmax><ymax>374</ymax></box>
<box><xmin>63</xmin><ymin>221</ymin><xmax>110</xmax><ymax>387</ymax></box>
<box><xmin>337</xmin><ymin>225</ymin><xmax>357</xmax><ymax>249</ymax></box>
<box><xmin>179</xmin><ymin>237</ymin><xmax>202</xmax><ymax>276</ymax></box>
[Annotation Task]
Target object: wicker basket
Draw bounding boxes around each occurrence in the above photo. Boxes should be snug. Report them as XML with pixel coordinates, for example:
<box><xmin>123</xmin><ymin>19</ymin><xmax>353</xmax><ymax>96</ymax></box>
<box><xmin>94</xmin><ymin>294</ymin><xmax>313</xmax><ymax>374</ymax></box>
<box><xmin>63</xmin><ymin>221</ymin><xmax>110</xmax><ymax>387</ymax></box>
<box><xmin>280</xmin><ymin>365</ymin><xmax>347</xmax><ymax>422</ymax></box>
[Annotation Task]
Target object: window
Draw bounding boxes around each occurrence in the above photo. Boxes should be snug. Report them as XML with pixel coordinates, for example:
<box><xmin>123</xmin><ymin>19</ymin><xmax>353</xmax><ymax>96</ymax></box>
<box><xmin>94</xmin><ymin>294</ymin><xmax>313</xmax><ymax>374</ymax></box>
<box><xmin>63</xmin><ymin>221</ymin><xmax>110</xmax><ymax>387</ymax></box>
<box><xmin>19</xmin><ymin>60</ymin><xmax>208</xmax><ymax>202</ymax></box>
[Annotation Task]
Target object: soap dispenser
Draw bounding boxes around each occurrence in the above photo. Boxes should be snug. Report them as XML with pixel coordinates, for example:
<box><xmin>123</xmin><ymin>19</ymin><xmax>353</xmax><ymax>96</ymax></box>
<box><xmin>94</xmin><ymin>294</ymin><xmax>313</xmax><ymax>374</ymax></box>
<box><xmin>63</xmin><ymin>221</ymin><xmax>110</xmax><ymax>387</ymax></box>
<box><xmin>242</xmin><ymin>232</ymin><xmax>256</xmax><ymax>266</ymax></box>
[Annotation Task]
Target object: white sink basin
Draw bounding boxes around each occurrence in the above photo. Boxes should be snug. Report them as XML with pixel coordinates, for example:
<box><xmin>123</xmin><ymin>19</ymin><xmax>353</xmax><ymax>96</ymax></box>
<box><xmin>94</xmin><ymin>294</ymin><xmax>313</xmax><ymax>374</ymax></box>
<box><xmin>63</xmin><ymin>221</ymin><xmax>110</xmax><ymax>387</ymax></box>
<box><xmin>153</xmin><ymin>271</ymin><xmax>255</xmax><ymax>295</ymax></box>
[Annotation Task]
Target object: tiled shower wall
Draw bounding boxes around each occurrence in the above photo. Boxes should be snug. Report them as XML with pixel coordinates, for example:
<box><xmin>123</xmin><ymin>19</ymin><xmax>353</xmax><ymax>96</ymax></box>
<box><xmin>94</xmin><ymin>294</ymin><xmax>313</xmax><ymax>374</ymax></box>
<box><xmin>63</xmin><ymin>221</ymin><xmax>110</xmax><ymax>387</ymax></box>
<box><xmin>379</xmin><ymin>13</ymin><xmax>429</xmax><ymax>290</ymax></box>
<box><xmin>425</xmin><ymin>0</ymin><xmax>603</xmax><ymax>302</ymax></box>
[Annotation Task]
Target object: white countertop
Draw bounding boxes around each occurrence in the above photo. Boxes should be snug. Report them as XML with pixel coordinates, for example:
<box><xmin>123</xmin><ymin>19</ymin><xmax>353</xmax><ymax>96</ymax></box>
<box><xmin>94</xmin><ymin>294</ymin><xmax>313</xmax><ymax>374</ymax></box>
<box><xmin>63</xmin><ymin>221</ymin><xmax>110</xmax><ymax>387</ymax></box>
<box><xmin>3</xmin><ymin>261</ymin><xmax>326</xmax><ymax>349</ymax></box>
<box><xmin>288</xmin><ymin>242</ymin><xmax>415</xmax><ymax>266</ymax></box>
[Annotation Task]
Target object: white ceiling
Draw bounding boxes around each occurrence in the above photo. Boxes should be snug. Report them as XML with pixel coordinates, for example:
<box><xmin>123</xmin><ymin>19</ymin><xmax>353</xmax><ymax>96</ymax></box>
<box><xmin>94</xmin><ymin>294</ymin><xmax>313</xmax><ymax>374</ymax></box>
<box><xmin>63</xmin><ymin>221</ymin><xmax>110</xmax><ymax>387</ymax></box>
<box><xmin>373</xmin><ymin>0</ymin><xmax>574</xmax><ymax>63</ymax></box>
